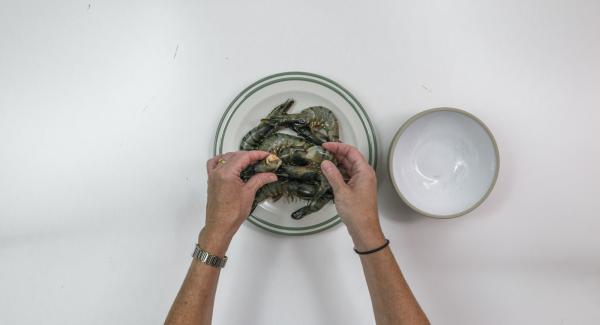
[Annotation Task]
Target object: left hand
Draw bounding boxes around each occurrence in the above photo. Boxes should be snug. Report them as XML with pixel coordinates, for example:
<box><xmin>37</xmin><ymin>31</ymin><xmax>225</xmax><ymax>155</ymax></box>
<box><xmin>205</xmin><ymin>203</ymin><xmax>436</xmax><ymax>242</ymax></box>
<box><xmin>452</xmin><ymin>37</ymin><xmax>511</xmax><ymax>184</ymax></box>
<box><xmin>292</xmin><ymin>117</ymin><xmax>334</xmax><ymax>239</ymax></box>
<box><xmin>200</xmin><ymin>150</ymin><xmax>277</xmax><ymax>254</ymax></box>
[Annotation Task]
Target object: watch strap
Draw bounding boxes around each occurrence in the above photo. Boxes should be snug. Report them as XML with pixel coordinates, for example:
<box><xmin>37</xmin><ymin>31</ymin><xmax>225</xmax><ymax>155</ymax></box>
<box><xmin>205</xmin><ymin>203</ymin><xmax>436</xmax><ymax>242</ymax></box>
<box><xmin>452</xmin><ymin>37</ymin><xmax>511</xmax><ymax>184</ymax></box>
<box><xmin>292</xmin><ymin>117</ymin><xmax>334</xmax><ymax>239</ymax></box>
<box><xmin>192</xmin><ymin>244</ymin><xmax>228</xmax><ymax>268</ymax></box>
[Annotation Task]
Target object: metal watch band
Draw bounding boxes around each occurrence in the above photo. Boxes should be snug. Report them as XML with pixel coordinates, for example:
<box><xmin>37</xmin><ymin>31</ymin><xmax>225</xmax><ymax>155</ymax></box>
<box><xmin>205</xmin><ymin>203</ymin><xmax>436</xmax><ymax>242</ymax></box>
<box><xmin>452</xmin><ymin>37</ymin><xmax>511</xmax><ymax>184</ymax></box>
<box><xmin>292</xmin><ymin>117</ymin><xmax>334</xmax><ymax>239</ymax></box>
<box><xmin>192</xmin><ymin>244</ymin><xmax>228</xmax><ymax>268</ymax></box>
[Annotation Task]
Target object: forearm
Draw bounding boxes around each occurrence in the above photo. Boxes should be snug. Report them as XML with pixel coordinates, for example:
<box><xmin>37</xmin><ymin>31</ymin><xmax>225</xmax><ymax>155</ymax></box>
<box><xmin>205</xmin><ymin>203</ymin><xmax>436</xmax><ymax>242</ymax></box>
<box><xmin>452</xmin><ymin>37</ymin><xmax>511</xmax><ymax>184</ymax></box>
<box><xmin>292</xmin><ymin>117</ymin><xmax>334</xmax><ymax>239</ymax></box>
<box><xmin>320</xmin><ymin>143</ymin><xmax>428</xmax><ymax>324</ymax></box>
<box><xmin>350</xmin><ymin>225</ymin><xmax>429</xmax><ymax>325</ymax></box>
<box><xmin>166</xmin><ymin>150</ymin><xmax>275</xmax><ymax>324</ymax></box>
<box><xmin>165</xmin><ymin>261</ymin><xmax>221</xmax><ymax>325</ymax></box>
<box><xmin>360</xmin><ymin>247</ymin><xmax>429</xmax><ymax>325</ymax></box>
<box><xmin>165</xmin><ymin>229</ymin><xmax>231</xmax><ymax>325</ymax></box>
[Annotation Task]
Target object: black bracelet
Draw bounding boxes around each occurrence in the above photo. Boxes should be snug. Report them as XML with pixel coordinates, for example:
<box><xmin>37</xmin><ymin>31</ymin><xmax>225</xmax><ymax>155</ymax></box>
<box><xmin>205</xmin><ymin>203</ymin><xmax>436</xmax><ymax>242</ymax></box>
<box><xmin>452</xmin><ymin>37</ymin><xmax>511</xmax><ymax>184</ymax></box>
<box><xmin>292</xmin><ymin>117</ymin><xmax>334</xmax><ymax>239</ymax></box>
<box><xmin>354</xmin><ymin>239</ymin><xmax>390</xmax><ymax>255</ymax></box>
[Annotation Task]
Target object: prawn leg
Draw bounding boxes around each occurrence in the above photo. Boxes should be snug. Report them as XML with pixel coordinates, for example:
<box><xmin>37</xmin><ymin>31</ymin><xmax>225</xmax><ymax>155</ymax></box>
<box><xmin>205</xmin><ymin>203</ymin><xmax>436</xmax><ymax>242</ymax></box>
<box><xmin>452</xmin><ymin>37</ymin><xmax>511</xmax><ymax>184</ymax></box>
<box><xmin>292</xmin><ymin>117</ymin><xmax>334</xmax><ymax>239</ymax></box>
<box><xmin>291</xmin><ymin>195</ymin><xmax>330</xmax><ymax>219</ymax></box>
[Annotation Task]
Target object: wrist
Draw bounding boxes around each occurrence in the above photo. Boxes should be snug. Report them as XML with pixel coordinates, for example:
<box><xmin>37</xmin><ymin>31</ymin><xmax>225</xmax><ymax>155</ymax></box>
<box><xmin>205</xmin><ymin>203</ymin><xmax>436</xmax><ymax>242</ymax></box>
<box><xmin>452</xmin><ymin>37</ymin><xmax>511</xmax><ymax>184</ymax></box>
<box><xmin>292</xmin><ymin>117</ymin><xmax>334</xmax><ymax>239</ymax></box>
<box><xmin>198</xmin><ymin>227</ymin><xmax>233</xmax><ymax>256</ymax></box>
<box><xmin>352</xmin><ymin>233</ymin><xmax>386</xmax><ymax>252</ymax></box>
<box><xmin>347</xmin><ymin>222</ymin><xmax>386</xmax><ymax>252</ymax></box>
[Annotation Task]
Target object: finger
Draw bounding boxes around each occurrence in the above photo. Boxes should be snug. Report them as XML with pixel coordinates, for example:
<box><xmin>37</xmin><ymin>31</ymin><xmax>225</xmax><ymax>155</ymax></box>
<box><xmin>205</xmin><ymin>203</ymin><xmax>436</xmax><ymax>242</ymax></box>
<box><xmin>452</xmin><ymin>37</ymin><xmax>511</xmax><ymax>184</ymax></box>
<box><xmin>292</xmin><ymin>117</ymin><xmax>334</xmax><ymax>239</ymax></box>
<box><xmin>322</xmin><ymin>142</ymin><xmax>370</xmax><ymax>175</ymax></box>
<box><xmin>322</xmin><ymin>142</ymin><xmax>367</xmax><ymax>165</ymax></box>
<box><xmin>245</xmin><ymin>172</ymin><xmax>278</xmax><ymax>193</ymax></box>
<box><xmin>334</xmin><ymin>155</ymin><xmax>354</xmax><ymax>174</ymax></box>
<box><xmin>321</xmin><ymin>160</ymin><xmax>347</xmax><ymax>193</ymax></box>
<box><xmin>221</xmin><ymin>152</ymin><xmax>235</xmax><ymax>161</ymax></box>
<box><xmin>227</xmin><ymin>150</ymin><xmax>271</xmax><ymax>174</ymax></box>
<box><xmin>213</xmin><ymin>152</ymin><xmax>236</xmax><ymax>170</ymax></box>
<box><xmin>207</xmin><ymin>154</ymin><xmax>223</xmax><ymax>172</ymax></box>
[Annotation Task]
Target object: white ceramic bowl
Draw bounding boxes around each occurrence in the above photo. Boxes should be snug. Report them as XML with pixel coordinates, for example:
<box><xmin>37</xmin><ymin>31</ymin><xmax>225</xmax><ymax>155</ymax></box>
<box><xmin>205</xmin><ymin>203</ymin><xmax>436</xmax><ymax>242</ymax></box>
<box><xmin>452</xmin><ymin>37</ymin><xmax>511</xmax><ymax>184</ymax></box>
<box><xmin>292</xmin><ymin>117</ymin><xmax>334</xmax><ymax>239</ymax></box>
<box><xmin>389</xmin><ymin>108</ymin><xmax>499</xmax><ymax>218</ymax></box>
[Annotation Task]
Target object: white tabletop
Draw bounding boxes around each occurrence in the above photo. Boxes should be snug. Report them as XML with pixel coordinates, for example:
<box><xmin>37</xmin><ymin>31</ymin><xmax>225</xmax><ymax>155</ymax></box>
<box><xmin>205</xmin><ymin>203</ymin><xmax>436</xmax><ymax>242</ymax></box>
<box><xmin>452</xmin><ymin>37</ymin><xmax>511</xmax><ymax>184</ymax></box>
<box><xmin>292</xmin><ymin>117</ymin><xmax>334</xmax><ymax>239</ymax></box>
<box><xmin>1</xmin><ymin>1</ymin><xmax>599</xmax><ymax>324</ymax></box>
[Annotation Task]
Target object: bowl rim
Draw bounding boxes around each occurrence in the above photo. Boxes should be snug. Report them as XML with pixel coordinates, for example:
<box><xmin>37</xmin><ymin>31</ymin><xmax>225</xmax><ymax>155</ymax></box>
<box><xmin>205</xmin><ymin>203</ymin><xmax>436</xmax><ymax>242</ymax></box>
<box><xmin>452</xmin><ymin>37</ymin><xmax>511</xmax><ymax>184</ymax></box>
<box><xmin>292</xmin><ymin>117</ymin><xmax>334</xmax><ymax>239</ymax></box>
<box><xmin>387</xmin><ymin>107</ymin><xmax>500</xmax><ymax>219</ymax></box>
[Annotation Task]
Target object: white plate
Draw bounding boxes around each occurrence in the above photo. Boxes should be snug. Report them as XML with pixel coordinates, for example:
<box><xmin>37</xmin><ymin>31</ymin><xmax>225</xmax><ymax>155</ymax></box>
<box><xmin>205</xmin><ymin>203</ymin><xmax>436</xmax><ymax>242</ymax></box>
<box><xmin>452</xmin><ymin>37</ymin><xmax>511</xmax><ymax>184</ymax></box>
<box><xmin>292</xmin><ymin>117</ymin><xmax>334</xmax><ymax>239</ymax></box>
<box><xmin>389</xmin><ymin>108</ymin><xmax>499</xmax><ymax>218</ymax></box>
<box><xmin>215</xmin><ymin>72</ymin><xmax>377</xmax><ymax>235</ymax></box>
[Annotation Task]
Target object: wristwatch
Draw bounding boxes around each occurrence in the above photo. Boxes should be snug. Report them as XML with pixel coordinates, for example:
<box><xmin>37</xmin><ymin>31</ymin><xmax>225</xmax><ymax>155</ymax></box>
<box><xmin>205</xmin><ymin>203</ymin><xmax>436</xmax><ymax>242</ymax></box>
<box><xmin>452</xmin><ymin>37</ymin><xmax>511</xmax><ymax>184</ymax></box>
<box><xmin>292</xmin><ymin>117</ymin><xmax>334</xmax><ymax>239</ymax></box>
<box><xmin>192</xmin><ymin>244</ymin><xmax>228</xmax><ymax>268</ymax></box>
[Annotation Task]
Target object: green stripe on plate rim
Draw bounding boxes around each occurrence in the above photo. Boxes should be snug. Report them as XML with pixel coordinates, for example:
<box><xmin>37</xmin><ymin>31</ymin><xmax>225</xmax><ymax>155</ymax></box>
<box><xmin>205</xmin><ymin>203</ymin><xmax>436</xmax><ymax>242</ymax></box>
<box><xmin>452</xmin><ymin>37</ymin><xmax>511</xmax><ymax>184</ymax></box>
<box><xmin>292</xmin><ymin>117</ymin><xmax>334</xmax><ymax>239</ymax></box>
<box><xmin>247</xmin><ymin>215</ymin><xmax>343</xmax><ymax>236</ymax></box>
<box><xmin>214</xmin><ymin>72</ymin><xmax>377</xmax><ymax>235</ymax></box>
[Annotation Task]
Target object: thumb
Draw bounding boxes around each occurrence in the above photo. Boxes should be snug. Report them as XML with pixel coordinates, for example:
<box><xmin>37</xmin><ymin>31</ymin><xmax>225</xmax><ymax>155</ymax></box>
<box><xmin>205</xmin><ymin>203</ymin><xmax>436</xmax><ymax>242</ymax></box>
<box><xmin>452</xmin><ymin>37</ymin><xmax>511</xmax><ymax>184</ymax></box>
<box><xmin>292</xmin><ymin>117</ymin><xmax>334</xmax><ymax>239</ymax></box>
<box><xmin>245</xmin><ymin>172</ymin><xmax>278</xmax><ymax>193</ymax></box>
<box><xmin>321</xmin><ymin>160</ymin><xmax>347</xmax><ymax>193</ymax></box>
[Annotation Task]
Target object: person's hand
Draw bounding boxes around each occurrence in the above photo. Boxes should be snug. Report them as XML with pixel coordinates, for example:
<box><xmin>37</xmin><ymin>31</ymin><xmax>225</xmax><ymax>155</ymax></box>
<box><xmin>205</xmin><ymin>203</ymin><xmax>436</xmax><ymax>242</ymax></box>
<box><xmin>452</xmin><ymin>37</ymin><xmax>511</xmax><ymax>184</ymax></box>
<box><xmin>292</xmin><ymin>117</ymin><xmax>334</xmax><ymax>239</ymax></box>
<box><xmin>199</xmin><ymin>151</ymin><xmax>277</xmax><ymax>255</ymax></box>
<box><xmin>320</xmin><ymin>142</ymin><xmax>385</xmax><ymax>251</ymax></box>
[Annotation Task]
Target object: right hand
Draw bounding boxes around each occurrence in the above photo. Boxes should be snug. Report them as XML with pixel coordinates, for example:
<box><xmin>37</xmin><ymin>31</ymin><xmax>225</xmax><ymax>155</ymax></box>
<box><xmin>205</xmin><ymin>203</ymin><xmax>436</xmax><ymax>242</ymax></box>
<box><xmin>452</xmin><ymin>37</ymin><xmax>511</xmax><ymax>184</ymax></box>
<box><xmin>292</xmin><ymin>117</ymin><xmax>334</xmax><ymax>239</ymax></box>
<box><xmin>320</xmin><ymin>142</ymin><xmax>386</xmax><ymax>251</ymax></box>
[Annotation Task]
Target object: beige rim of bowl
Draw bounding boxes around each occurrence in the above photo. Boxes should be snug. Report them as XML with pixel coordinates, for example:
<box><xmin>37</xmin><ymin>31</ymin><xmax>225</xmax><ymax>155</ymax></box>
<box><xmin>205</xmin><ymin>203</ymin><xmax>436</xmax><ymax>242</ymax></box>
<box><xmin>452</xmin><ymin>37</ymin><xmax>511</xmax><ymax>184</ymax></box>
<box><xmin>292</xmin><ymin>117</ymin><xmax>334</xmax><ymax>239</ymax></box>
<box><xmin>388</xmin><ymin>107</ymin><xmax>500</xmax><ymax>219</ymax></box>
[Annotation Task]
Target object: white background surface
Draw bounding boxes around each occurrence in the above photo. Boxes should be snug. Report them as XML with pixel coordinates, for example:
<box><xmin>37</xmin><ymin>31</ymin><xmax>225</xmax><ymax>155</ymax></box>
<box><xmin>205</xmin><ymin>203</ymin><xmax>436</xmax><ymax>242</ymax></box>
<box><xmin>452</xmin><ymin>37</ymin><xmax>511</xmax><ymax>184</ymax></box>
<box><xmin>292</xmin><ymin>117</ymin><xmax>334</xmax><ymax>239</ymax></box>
<box><xmin>1</xmin><ymin>1</ymin><xmax>599</xmax><ymax>324</ymax></box>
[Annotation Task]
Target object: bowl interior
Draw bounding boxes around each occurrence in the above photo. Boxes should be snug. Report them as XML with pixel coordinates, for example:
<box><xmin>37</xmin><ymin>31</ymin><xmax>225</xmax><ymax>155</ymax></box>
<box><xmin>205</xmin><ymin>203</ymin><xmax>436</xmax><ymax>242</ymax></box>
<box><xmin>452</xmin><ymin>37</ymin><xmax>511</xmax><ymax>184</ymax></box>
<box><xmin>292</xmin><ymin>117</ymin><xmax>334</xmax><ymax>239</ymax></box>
<box><xmin>391</xmin><ymin>109</ymin><xmax>498</xmax><ymax>217</ymax></box>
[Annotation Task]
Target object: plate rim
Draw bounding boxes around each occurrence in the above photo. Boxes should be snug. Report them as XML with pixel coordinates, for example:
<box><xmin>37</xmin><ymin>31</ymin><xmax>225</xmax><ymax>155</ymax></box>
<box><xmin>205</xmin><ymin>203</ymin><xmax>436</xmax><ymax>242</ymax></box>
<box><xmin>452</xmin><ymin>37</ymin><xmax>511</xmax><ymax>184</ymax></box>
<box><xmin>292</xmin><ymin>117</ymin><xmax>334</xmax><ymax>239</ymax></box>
<box><xmin>214</xmin><ymin>71</ymin><xmax>378</xmax><ymax>235</ymax></box>
<box><xmin>388</xmin><ymin>107</ymin><xmax>500</xmax><ymax>219</ymax></box>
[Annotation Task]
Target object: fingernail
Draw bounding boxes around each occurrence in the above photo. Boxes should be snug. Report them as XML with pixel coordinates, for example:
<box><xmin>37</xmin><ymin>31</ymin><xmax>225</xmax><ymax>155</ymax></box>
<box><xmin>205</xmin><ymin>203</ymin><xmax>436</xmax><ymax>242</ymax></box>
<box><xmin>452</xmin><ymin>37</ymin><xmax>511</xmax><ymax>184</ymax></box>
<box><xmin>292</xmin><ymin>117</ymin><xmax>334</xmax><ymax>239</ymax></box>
<box><xmin>269</xmin><ymin>174</ymin><xmax>278</xmax><ymax>182</ymax></box>
<box><xmin>321</xmin><ymin>160</ymin><xmax>333</xmax><ymax>171</ymax></box>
